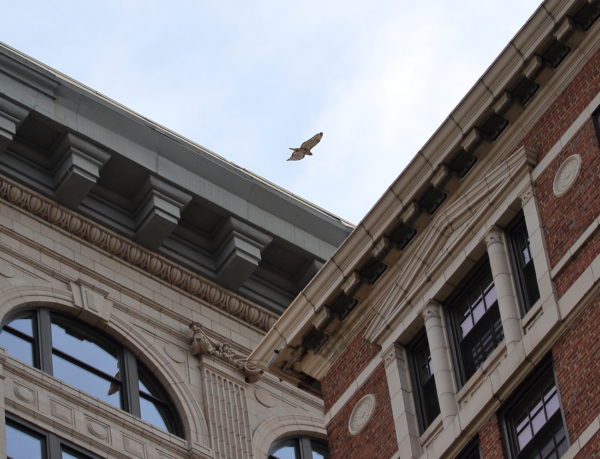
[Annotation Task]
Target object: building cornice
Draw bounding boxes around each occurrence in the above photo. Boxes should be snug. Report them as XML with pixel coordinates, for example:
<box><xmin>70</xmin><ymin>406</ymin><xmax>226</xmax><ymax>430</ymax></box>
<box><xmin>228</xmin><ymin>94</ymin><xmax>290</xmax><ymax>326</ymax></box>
<box><xmin>0</xmin><ymin>173</ymin><xmax>278</xmax><ymax>331</ymax></box>
<box><xmin>249</xmin><ymin>0</ymin><xmax>599</xmax><ymax>388</ymax></box>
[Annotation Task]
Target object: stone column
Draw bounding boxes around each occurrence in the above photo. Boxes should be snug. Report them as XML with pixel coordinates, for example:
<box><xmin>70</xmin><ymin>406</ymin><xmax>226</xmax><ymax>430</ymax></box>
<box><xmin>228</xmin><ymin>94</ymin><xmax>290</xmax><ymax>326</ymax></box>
<box><xmin>383</xmin><ymin>344</ymin><xmax>421</xmax><ymax>459</ymax></box>
<box><xmin>422</xmin><ymin>301</ymin><xmax>458</xmax><ymax>427</ymax></box>
<box><xmin>485</xmin><ymin>226</ymin><xmax>523</xmax><ymax>351</ymax></box>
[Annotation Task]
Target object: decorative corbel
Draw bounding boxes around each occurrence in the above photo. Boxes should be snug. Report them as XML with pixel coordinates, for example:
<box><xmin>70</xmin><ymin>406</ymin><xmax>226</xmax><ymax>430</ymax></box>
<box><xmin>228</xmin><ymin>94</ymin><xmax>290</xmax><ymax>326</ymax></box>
<box><xmin>189</xmin><ymin>322</ymin><xmax>262</xmax><ymax>382</ymax></box>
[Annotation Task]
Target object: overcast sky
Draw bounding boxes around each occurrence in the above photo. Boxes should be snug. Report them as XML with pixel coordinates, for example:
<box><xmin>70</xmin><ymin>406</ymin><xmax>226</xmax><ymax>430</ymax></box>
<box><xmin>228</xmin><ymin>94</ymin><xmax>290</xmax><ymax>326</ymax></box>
<box><xmin>3</xmin><ymin>1</ymin><xmax>541</xmax><ymax>224</ymax></box>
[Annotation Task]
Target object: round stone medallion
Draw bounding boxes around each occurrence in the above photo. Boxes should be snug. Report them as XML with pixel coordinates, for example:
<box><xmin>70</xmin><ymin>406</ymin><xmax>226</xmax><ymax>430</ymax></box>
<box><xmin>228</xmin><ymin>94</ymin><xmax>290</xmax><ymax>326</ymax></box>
<box><xmin>348</xmin><ymin>394</ymin><xmax>376</xmax><ymax>435</ymax></box>
<box><xmin>553</xmin><ymin>154</ymin><xmax>581</xmax><ymax>197</ymax></box>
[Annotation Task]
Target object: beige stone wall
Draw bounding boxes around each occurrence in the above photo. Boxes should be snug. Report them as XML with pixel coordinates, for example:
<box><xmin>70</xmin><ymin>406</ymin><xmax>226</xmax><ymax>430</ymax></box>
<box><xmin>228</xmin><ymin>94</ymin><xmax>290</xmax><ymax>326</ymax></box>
<box><xmin>0</xmin><ymin>190</ymin><xmax>326</xmax><ymax>458</ymax></box>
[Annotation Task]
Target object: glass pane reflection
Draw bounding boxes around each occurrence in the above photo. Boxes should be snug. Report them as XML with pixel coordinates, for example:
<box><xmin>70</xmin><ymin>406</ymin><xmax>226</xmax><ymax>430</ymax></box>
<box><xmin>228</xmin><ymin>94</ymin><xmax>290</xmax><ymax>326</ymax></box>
<box><xmin>271</xmin><ymin>445</ymin><xmax>297</xmax><ymax>459</ymax></box>
<box><xmin>52</xmin><ymin>353</ymin><xmax>121</xmax><ymax>407</ymax></box>
<box><xmin>8</xmin><ymin>317</ymin><xmax>33</xmax><ymax>336</ymax></box>
<box><xmin>6</xmin><ymin>423</ymin><xmax>43</xmax><ymax>459</ymax></box>
<box><xmin>51</xmin><ymin>321</ymin><xmax>118</xmax><ymax>376</ymax></box>
<box><xmin>0</xmin><ymin>331</ymin><xmax>34</xmax><ymax>365</ymax></box>
<box><xmin>140</xmin><ymin>396</ymin><xmax>168</xmax><ymax>431</ymax></box>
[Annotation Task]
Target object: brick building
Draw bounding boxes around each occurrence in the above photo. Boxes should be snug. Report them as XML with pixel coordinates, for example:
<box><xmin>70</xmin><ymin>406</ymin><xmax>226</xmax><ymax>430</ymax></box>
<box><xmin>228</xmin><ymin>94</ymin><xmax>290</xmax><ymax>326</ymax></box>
<box><xmin>0</xmin><ymin>39</ymin><xmax>353</xmax><ymax>457</ymax></box>
<box><xmin>251</xmin><ymin>0</ymin><xmax>600</xmax><ymax>458</ymax></box>
<box><xmin>0</xmin><ymin>1</ymin><xmax>599</xmax><ymax>458</ymax></box>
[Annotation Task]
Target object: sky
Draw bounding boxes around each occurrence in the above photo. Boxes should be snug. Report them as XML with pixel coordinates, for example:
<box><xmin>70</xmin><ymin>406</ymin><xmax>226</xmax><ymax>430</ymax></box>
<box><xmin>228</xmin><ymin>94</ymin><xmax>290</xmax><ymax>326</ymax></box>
<box><xmin>3</xmin><ymin>1</ymin><xmax>541</xmax><ymax>225</ymax></box>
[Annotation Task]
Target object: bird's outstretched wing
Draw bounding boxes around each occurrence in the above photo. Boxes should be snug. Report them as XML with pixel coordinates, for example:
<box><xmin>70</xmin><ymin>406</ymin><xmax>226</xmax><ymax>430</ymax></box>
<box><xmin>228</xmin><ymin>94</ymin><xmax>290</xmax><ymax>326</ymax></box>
<box><xmin>300</xmin><ymin>132</ymin><xmax>323</xmax><ymax>150</ymax></box>
<box><xmin>287</xmin><ymin>150</ymin><xmax>305</xmax><ymax>161</ymax></box>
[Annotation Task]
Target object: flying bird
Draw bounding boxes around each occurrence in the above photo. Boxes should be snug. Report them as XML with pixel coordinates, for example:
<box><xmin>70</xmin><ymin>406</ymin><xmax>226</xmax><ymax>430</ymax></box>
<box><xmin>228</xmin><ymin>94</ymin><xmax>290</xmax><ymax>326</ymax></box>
<box><xmin>287</xmin><ymin>132</ymin><xmax>323</xmax><ymax>161</ymax></box>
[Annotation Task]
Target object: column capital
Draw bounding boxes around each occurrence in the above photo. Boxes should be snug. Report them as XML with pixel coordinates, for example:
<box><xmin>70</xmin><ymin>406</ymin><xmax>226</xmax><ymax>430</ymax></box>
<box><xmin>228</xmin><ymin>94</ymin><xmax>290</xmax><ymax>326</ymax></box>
<box><xmin>382</xmin><ymin>343</ymin><xmax>402</xmax><ymax>368</ymax></box>
<box><xmin>422</xmin><ymin>300</ymin><xmax>442</xmax><ymax>321</ymax></box>
<box><xmin>519</xmin><ymin>185</ymin><xmax>535</xmax><ymax>206</ymax></box>
<box><xmin>484</xmin><ymin>225</ymin><xmax>504</xmax><ymax>247</ymax></box>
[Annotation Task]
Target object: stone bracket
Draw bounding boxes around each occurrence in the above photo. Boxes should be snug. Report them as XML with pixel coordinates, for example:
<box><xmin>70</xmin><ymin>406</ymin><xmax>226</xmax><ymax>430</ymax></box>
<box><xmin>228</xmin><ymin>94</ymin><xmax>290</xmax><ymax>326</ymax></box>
<box><xmin>134</xmin><ymin>176</ymin><xmax>192</xmax><ymax>250</ymax></box>
<box><xmin>214</xmin><ymin>217</ymin><xmax>273</xmax><ymax>291</ymax></box>
<box><xmin>189</xmin><ymin>322</ymin><xmax>262</xmax><ymax>382</ymax></box>
<box><xmin>0</xmin><ymin>97</ymin><xmax>28</xmax><ymax>151</ymax></box>
<box><xmin>71</xmin><ymin>281</ymin><xmax>113</xmax><ymax>324</ymax></box>
<box><xmin>53</xmin><ymin>133</ymin><xmax>111</xmax><ymax>208</ymax></box>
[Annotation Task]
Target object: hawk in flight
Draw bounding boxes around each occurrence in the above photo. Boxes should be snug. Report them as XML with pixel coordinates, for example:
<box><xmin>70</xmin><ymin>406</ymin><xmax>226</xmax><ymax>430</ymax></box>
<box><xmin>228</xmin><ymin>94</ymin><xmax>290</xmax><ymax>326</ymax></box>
<box><xmin>287</xmin><ymin>132</ymin><xmax>323</xmax><ymax>161</ymax></box>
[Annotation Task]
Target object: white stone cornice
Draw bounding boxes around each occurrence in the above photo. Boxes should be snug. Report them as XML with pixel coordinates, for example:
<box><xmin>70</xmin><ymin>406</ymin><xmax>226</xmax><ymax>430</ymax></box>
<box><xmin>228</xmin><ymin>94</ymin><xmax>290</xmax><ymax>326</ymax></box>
<box><xmin>0</xmin><ymin>174</ymin><xmax>277</xmax><ymax>331</ymax></box>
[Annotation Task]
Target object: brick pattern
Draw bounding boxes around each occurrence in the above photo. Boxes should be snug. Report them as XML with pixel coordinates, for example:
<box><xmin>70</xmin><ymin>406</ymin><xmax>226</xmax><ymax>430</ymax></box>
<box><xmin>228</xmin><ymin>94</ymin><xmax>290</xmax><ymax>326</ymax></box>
<box><xmin>478</xmin><ymin>414</ymin><xmax>504</xmax><ymax>459</ymax></box>
<box><xmin>522</xmin><ymin>47</ymin><xmax>600</xmax><ymax>162</ymax></box>
<box><xmin>321</xmin><ymin>327</ymin><xmax>380</xmax><ymax>412</ymax></box>
<box><xmin>533</xmin><ymin>119</ymin><xmax>600</xmax><ymax>279</ymax></box>
<box><xmin>326</xmin><ymin>363</ymin><xmax>397</xmax><ymax>459</ymax></box>
<box><xmin>553</xmin><ymin>295</ymin><xmax>600</xmax><ymax>443</ymax></box>
<box><xmin>578</xmin><ymin>431</ymin><xmax>600</xmax><ymax>457</ymax></box>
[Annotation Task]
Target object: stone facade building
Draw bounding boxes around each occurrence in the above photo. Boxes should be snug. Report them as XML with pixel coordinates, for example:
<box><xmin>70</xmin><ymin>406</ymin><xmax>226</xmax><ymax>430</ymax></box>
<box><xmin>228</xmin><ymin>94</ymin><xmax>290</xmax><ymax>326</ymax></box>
<box><xmin>1</xmin><ymin>0</ymin><xmax>599</xmax><ymax>458</ymax></box>
<box><xmin>0</xmin><ymin>39</ymin><xmax>353</xmax><ymax>458</ymax></box>
<box><xmin>252</xmin><ymin>0</ymin><xmax>600</xmax><ymax>458</ymax></box>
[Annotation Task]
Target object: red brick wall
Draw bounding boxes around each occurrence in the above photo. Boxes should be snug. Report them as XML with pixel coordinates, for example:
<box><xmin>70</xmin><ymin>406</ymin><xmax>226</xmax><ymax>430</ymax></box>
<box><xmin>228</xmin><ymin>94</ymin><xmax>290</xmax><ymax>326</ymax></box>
<box><xmin>553</xmin><ymin>295</ymin><xmax>600</xmax><ymax>442</ymax></box>
<box><xmin>321</xmin><ymin>327</ymin><xmax>380</xmax><ymax>412</ymax></box>
<box><xmin>522</xmin><ymin>47</ymin><xmax>600</xmax><ymax>162</ymax></box>
<box><xmin>326</xmin><ymin>363</ymin><xmax>397</xmax><ymax>459</ymax></box>
<box><xmin>478</xmin><ymin>414</ymin><xmax>504</xmax><ymax>459</ymax></box>
<box><xmin>532</xmin><ymin>119</ymin><xmax>600</xmax><ymax>281</ymax></box>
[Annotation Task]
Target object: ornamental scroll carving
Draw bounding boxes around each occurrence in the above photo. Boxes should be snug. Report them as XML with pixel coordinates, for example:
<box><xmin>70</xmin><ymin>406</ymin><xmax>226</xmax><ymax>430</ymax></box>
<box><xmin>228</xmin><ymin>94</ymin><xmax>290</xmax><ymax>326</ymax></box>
<box><xmin>189</xmin><ymin>322</ymin><xmax>263</xmax><ymax>382</ymax></box>
<box><xmin>0</xmin><ymin>176</ymin><xmax>277</xmax><ymax>331</ymax></box>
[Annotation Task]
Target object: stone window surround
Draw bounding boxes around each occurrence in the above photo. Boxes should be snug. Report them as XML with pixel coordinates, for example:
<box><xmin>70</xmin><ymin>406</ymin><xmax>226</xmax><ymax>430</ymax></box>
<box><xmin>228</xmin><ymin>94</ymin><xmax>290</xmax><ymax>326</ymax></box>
<box><xmin>382</xmin><ymin>172</ymin><xmax>558</xmax><ymax>458</ymax></box>
<box><xmin>0</xmin><ymin>307</ymin><xmax>182</xmax><ymax>437</ymax></box>
<box><xmin>0</xmin><ymin>280</ymin><xmax>212</xmax><ymax>459</ymax></box>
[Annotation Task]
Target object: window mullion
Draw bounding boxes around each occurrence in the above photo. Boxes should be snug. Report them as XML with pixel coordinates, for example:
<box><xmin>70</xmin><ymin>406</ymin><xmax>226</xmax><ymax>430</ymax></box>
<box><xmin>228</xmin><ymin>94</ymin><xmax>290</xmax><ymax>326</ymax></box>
<box><xmin>47</xmin><ymin>432</ymin><xmax>62</xmax><ymax>459</ymax></box>
<box><xmin>122</xmin><ymin>349</ymin><xmax>141</xmax><ymax>417</ymax></box>
<box><xmin>37</xmin><ymin>309</ymin><xmax>53</xmax><ymax>374</ymax></box>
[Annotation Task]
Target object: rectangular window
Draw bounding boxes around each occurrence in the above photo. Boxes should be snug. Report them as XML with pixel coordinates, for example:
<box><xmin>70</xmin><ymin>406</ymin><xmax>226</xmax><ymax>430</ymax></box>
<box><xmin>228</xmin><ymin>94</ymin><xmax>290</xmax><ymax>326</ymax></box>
<box><xmin>5</xmin><ymin>414</ymin><xmax>102</xmax><ymax>459</ymax></box>
<box><xmin>501</xmin><ymin>357</ymin><xmax>568</xmax><ymax>459</ymax></box>
<box><xmin>456</xmin><ymin>436</ymin><xmax>481</xmax><ymax>459</ymax></box>
<box><xmin>507</xmin><ymin>212</ymin><xmax>540</xmax><ymax>314</ymax></box>
<box><xmin>409</xmin><ymin>331</ymin><xmax>440</xmax><ymax>432</ymax></box>
<box><xmin>447</xmin><ymin>260</ymin><xmax>503</xmax><ymax>386</ymax></box>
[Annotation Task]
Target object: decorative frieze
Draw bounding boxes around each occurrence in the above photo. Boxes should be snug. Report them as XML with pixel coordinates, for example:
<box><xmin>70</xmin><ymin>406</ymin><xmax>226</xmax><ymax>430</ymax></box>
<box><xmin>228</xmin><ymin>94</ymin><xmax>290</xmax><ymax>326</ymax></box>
<box><xmin>0</xmin><ymin>175</ymin><xmax>277</xmax><ymax>331</ymax></box>
<box><xmin>190</xmin><ymin>322</ymin><xmax>262</xmax><ymax>382</ymax></box>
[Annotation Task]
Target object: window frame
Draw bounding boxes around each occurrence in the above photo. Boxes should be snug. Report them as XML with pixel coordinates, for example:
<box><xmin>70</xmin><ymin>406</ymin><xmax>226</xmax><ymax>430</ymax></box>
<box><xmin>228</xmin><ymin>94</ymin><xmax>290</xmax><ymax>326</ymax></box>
<box><xmin>500</xmin><ymin>357</ymin><xmax>569</xmax><ymax>459</ymax></box>
<box><xmin>455</xmin><ymin>436</ymin><xmax>481</xmax><ymax>459</ymax></box>
<box><xmin>268</xmin><ymin>435</ymin><xmax>329</xmax><ymax>459</ymax></box>
<box><xmin>446</xmin><ymin>259</ymin><xmax>504</xmax><ymax>387</ymax></box>
<box><xmin>0</xmin><ymin>308</ymin><xmax>182</xmax><ymax>437</ymax></box>
<box><xmin>6</xmin><ymin>413</ymin><xmax>103</xmax><ymax>459</ymax></box>
<box><xmin>506</xmin><ymin>212</ymin><xmax>540</xmax><ymax>315</ymax></box>
<box><xmin>408</xmin><ymin>330</ymin><xmax>440</xmax><ymax>433</ymax></box>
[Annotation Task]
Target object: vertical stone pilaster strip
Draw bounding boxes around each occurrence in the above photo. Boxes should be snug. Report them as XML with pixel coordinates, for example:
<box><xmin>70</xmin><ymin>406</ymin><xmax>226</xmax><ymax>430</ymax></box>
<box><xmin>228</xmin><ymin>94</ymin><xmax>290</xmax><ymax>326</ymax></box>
<box><xmin>485</xmin><ymin>226</ymin><xmax>523</xmax><ymax>350</ymax></box>
<box><xmin>383</xmin><ymin>344</ymin><xmax>422</xmax><ymax>459</ymax></box>
<box><xmin>422</xmin><ymin>301</ymin><xmax>458</xmax><ymax>426</ymax></box>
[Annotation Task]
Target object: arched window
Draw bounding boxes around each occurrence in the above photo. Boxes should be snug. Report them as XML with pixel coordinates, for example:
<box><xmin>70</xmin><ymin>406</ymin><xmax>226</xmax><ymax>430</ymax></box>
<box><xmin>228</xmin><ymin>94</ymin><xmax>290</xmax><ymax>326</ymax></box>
<box><xmin>0</xmin><ymin>309</ymin><xmax>182</xmax><ymax>437</ymax></box>
<box><xmin>268</xmin><ymin>436</ymin><xmax>329</xmax><ymax>459</ymax></box>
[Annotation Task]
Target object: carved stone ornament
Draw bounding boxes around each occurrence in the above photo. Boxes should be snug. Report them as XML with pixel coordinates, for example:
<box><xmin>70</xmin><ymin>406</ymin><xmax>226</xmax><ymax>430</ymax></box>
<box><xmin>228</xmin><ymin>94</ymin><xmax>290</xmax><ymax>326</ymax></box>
<box><xmin>553</xmin><ymin>154</ymin><xmax>581</xmax><ymax>197</ymax></box>
<box><xmin>190</xmin><ymin>322</ymin><xmax>262</xmax><ymax>382</ymax></box>
<box><xmin>0</xmin><ymin>175</ymin><xmax>277</xmax><ymax>331</ymax></box>
<box><xmin>348</xmin><ymin>394</ymin><xmax>376</xmax><ymax>436</ymax></box>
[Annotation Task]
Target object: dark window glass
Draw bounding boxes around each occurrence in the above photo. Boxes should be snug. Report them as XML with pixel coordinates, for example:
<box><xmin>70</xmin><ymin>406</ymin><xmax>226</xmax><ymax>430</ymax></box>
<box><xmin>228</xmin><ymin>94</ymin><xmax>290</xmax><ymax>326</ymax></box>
<box><xmin>0</xmin><ymin>309</ymin><xmax>182</xmax><ymax>437</ymax></box>
<box><xmin>507</xmin><ymin>213</ymin><xmax>540</xmax><ymax>314</ymax></box>
<box><xmin>269</xmin><ymin>437</ymin><xmax>328</xmax><ymax>459</ymax></box>
<box><xmin>6</xmin><ymin>422</ymin><xmax>44</xmax><ymax>459</ymax></box>
<box><xmin>409</xmin><ymin>331</ymin><xmax>440</xmax><ymax>432</ymax></box>
<box><xmin>6</xmin><ymin>415</ymin><xmax>100</xmax><ymax>459</ymax></box>
<box><xmin>448</xmin><ymin>261</ymin><xmax>504</xmax><ymax>385</ymax></box>
<box><xmin>502</xmin><ymin>358</ymin><xmax>568</xmax><ymax>459</ymax></box>
<box><xmin>456</xmin><ymin>436</ymin><xmax>481</xmax><ymax>459</ymax></box>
